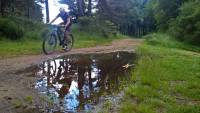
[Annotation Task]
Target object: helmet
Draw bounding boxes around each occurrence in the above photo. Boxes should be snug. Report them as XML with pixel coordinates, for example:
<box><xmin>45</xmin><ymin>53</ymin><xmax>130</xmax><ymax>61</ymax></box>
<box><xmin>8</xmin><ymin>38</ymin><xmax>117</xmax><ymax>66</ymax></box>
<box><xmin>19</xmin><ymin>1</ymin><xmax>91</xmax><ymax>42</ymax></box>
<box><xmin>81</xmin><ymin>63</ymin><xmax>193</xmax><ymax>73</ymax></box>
<box><xmin>59</xmin><ymin>7</ymin><xmax>65</xmax><ymax>12</ymax></box>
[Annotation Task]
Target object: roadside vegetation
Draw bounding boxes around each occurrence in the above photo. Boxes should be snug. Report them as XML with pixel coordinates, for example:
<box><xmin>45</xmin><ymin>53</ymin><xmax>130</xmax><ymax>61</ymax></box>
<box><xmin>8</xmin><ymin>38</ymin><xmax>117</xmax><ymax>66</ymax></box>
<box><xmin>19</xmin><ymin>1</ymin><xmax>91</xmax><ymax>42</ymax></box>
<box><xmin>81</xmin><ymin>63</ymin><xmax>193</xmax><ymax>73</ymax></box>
<box><xmin>117</xmin><ymin>1</ymin><xmax>200</xmax><ymax>111</ymax></box>
<box><xmin>120</xmin><ymin>33</ymin><xmax>200</xmax><ymax>113</ymax></box>
<box><xmin>0</xmin><ymin>17</ymin><xmax>44</xmax><ymax>57</ymax></box>
<box><xmin>0</xmin><ymin>0</ymin><xmax>200</xmax><ymax>112</ymax></box>
<box><xmin>0</xmin><ymin>17</ymin><xmax>123</xmax><ymax>58</ymax></box>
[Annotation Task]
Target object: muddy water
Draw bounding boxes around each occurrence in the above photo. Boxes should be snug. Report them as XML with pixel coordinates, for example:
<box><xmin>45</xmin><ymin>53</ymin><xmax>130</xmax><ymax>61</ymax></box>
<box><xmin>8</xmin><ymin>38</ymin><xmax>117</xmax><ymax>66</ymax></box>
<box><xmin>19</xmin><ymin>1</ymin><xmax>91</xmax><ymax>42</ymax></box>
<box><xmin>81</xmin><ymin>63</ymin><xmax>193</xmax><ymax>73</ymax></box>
<box><xmin>35</xmin><ymin>51</ymin><xmax>136</xmax><ymax>112</ymax></box>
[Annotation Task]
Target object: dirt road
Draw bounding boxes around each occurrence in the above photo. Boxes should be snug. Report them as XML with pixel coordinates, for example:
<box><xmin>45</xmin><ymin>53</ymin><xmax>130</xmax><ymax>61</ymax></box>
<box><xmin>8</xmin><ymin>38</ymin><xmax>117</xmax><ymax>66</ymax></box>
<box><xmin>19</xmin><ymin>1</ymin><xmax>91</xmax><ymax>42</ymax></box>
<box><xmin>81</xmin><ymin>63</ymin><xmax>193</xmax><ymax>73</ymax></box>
<box><xmin>0</xmin><ymin>39</ymin><xmax>142</xmax><ymax>113</ymax></box>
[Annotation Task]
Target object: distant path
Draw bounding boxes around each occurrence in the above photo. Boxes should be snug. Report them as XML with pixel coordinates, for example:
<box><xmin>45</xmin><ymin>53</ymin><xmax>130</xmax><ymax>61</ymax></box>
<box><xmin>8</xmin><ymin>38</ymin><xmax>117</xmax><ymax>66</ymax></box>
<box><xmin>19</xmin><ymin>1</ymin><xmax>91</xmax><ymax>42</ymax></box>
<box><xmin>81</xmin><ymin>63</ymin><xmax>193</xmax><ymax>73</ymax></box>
<box><xmin>0</xmin><ymin>38</ymin><xmax>142</xmax><ymax>113</ymax></box>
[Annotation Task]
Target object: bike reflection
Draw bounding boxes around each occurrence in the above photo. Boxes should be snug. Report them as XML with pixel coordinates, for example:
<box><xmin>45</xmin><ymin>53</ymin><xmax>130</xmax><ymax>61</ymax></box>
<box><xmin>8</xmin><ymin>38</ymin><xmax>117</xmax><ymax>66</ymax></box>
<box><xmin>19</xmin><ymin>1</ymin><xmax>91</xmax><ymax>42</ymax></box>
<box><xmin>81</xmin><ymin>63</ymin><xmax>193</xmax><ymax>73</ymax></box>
<box><xmin>36</xmin><ymin>52</ymin><xmax>135</xmax><ymax>112</ymax></box>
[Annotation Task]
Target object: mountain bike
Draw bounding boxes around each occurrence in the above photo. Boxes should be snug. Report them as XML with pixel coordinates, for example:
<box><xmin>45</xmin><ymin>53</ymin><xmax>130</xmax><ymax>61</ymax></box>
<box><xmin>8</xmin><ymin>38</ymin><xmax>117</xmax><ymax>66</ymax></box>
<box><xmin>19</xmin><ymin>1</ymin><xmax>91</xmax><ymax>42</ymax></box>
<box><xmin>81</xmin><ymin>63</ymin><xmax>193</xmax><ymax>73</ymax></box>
<box><xmin>42</xmin><ymin>24</ymin><xmax>74</xmax><ymax>55</ymax></box>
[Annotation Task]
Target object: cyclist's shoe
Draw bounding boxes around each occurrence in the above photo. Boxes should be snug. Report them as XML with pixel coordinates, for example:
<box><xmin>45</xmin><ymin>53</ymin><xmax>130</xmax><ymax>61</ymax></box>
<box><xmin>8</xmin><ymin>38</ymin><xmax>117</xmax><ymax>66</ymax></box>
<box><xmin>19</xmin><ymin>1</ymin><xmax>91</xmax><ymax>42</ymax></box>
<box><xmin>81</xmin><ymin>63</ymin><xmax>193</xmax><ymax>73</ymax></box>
<box><xmin>62</xmin><ymin>46</ymin><xmax>67</xmax><ymax>50</ymax></box>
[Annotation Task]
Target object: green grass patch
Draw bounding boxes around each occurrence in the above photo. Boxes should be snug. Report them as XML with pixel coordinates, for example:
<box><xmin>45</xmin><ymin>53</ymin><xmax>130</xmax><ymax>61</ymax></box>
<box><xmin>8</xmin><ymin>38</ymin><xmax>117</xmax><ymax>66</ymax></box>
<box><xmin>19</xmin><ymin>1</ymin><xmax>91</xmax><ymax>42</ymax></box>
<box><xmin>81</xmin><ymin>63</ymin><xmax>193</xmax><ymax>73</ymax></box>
<box><xmin>120</xmin><ymin>34</ymin><xmax>200</xmax><ymax>113</ymax></box>
<box><xmin>144</xmin><ymin>33</ymin><xmax>200</xmax><ymax>52</ymax></box>
<box><xmin>0</xmin><ymin>38</ymin><xmax>42</xmax><ymax>58</ymax></box>
<box><xmin>73</xmin><ymin>30</ymin><xmax>123</xmax><ymax>48</ymax></box>
<box><xmin>0</xmin><ymin>25</ymin><xmax>124</xmax><ymax>58</ymax></box>
<box><xmin>0</xmin><ymin>17</ymin><xmax>125</xmax><ymax>58</ymax></box>
<box><xmin>72</xmin><ymin>24</ymin><xmax>124</xmax><ymax>48</ymax></box>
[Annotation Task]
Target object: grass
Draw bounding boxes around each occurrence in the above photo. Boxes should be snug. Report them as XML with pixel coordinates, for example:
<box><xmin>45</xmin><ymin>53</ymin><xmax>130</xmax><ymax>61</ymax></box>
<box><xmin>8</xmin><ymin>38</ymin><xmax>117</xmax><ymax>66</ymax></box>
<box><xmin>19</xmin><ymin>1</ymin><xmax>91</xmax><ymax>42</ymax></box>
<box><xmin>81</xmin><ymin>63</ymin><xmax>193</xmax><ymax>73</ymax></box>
<box><xmin>0</xmin><ymin>38</ymin><xmax>42</xmax><ymax>58</ymax></box>
<box><xmin>120</xmin><ymin>33</ymin><xmax>200</xmax><ymax>113</ymax></box>
<box><xmin>0</xmin><ymin>26</ymin><xmax>124</xmax><ymax>58</ymax></box>
<box><xmin>144</xmin><ymin>33</ymin><xmax>200</xmax><ymax>52</ymax></box>
<box><xmin>73</xmin><ymin>28</ymin><xmax>123</xmax><ymax>48</ymax></box>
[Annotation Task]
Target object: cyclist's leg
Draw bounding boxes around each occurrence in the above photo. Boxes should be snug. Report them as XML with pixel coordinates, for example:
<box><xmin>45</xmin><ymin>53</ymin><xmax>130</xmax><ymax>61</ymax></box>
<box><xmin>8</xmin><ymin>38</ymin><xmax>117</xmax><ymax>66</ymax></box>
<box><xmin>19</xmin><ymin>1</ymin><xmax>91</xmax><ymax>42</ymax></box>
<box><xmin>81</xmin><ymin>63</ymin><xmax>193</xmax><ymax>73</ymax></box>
<box><xmin>63</xmin><ymin>27</ymin><xmax>71</xmax><ymax>42</ymax></box>
<box><xmin>64</xmin><ymin>30</ymin><xmax>70</xmax><ymax>39</ymax></box>
<box><xmin>58</xmin><ymin>22</ymin><xmax>64</xmax><ymax>45</ymax></box>
<box><xmin>62</xmin><ymin>29</ymin><xmax>70</xmax><ymax>49</ymax></box>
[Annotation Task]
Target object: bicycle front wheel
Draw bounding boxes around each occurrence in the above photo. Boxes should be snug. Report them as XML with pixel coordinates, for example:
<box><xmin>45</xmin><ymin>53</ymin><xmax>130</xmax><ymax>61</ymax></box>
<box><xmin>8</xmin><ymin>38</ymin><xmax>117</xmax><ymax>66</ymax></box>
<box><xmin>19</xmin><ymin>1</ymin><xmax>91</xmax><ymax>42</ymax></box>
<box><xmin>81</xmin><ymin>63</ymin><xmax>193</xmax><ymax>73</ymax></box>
<box><xmin>43</xmin><ymin>33</ymin><xmax>57</xmax><ymax>55</ymax></box>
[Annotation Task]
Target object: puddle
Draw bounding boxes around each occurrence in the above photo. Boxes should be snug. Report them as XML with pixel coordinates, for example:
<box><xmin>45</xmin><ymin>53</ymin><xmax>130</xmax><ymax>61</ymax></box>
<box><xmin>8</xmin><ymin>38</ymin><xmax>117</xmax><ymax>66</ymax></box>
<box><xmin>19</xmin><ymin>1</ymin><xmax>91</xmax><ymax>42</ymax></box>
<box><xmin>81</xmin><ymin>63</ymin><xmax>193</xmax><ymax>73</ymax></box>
<box><xmin>35</xmin><ymin>51</ymin><xmax>136</xmax><ymax>112</ymax></box>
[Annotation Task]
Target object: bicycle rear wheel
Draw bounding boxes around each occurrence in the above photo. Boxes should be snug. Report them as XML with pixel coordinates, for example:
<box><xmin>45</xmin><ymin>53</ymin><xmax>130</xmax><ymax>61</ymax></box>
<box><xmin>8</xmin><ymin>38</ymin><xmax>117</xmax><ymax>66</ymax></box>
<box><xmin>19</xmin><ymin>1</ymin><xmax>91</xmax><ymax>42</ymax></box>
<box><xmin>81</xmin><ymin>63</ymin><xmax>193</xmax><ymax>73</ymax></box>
<box><xmin>63</xmin><ymin>34</ymin><xmax>74</xmax><ymax>52</ymax></box>
<box><xmin>43</xmin><ymin>33</ymin><xmax>57</xmax><ymax>55</ymax></box>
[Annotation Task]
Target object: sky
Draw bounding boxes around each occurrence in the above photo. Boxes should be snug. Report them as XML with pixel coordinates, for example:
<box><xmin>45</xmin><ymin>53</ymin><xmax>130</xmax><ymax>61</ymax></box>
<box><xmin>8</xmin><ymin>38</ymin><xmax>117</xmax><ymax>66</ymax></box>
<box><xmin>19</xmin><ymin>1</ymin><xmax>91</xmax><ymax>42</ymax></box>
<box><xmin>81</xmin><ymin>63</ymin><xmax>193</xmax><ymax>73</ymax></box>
<box><xmin>38</xmin><ymin>0</ymin><xmax>69</xmax><ymax>24</ymax></box>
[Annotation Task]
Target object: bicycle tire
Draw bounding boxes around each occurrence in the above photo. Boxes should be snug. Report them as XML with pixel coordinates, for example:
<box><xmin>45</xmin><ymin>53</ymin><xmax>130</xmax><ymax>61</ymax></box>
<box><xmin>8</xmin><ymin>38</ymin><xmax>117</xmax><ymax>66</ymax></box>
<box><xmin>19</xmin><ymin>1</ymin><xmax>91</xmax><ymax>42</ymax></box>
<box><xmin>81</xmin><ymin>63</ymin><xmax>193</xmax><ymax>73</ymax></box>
<box><xmin>42</xmin><ymin>33</ymin><xmax>57</xmax><ymax>55</ymax></box>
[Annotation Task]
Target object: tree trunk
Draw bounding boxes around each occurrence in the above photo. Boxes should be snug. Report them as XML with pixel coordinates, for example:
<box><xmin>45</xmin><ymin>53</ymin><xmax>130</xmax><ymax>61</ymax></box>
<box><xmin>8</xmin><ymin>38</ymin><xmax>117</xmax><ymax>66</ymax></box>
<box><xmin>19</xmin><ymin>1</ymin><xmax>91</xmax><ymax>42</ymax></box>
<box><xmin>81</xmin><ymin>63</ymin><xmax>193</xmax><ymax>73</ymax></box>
<box><xmin>87</xmin><ymin>0</ymin><xmax>92</xmax><ymax>15</ymax></box>
<box><xmin>77</xmin><ymin>0</ymin><xmax>85</xmax><ymax>16</ymax></box>
<box><xmin>0</xmin><ymin>0</ymin><xmax>6</xmax><ymax>16</ymax></box>
<box><xmin>11</xmin><ymin>0</ymin><xmax>15</xmax><ymax>13</ymax></box>
<box><xmin>27</xmin><ymin>0</ymin><xmax>30</xmax><ymax>18</ymax></box>
<box><xmin>45</xmin><ymin>0</ymin><xmax>49</xmax><ymax>23</ymax></box>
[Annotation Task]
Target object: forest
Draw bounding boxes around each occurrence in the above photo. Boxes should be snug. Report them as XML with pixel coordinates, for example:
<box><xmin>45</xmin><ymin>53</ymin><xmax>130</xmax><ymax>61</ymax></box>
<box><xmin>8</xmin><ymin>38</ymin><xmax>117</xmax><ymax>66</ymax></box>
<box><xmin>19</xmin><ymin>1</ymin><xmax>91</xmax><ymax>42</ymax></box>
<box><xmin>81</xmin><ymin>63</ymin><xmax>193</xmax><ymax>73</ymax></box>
<box><xmin>0</xmin><ymin>0</ymin><xmax>199</xmax><ymax>45</ymax></box>
<box><xmin>0</xmin><ymin>0</ymin><xmax>200</xmax><ymax>113</ymax></box>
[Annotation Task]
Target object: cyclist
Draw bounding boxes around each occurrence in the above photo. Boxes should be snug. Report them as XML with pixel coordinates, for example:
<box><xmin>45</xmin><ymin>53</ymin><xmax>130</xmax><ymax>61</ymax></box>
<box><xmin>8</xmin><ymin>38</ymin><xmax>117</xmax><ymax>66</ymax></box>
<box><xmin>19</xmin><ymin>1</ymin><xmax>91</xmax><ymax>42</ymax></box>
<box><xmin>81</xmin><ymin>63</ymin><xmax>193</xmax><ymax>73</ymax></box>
<box><xmin>49</xmin><ymin>7</ymin><xmax>72</xmax><ymax>49</ymax></box>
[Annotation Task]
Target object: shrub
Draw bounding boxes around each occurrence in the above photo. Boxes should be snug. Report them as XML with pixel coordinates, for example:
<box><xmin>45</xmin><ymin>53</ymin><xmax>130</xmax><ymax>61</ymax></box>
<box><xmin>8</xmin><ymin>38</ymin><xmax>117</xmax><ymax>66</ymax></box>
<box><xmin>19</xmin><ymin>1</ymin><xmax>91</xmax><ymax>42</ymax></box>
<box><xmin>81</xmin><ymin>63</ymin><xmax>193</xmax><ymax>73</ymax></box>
<box><xmin>144</xmin><ymin>33</ymin><xmax>200</xmax><ymax>52</ymax></box>
<box><xmin>78</xmin><ymin>16</ymin><xmax>90</xmax><ymax>27</ymax></box>
<box><xmin>168</xmin><ymin>1</ymin><xmax>200</xmax><ymax>46</ymax></box>
<box><xmin>0</xmin><ymin>18</ymin><xmax>24</xmax><ymax>40</ymax></box>
<box><xmin>144</xmin><ymin>33</ymin><xmax>183</xmax><ymax>48</ymax></box>
<box><xmin>78</xmin><ymin>16</ymin><xmax>117</xmax><ymax>38</ymax></box>
<box><xmin>0</xmin><ymin>17</ymin><xmax>46</xmax><ymax>40</ymax></box>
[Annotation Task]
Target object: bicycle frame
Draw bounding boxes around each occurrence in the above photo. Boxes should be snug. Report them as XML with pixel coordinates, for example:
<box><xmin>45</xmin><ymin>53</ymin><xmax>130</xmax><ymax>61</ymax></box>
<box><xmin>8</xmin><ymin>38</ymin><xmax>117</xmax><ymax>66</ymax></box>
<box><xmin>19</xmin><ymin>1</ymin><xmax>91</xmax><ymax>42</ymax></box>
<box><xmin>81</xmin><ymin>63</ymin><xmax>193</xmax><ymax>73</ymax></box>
<box><xmin>43</xmin><ymin>24</ymin><xmax>74</xmax><ymax>54</ymax></box>
<box><xmin>57</xmin><ymin>26</ymin><xmax>64</xmax><ymax>44</ymax></box>
<box><xmin>49</xmin><ymin>25</ymin><xmax>64</xmax><ymax>45</ymax></box>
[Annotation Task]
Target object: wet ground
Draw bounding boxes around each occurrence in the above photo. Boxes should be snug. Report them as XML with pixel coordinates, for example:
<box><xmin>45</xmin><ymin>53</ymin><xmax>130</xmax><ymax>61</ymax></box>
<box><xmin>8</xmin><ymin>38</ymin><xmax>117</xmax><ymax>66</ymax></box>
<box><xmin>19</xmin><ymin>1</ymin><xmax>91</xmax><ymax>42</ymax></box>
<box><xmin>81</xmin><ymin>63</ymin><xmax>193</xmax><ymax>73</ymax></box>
<box><xmin>0</xmin><ymin>39</ymin><xmax>142</xmax><ymax>113</ymax></box>
<box><xmin>34</xmin><ymin>51</ymin><xmax>136</xmax><ymax>112</ymax></box>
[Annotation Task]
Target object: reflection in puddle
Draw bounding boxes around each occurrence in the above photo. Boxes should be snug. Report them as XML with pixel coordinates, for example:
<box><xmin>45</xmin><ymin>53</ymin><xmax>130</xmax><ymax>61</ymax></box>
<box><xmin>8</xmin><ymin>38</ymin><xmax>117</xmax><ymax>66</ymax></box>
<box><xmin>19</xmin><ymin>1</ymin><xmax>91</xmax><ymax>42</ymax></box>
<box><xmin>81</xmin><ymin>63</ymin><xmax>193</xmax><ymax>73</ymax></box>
<box><xmin>35</xmin><ymin>52</ymin><xmax>136</xmax><ymax>112</ymax></box>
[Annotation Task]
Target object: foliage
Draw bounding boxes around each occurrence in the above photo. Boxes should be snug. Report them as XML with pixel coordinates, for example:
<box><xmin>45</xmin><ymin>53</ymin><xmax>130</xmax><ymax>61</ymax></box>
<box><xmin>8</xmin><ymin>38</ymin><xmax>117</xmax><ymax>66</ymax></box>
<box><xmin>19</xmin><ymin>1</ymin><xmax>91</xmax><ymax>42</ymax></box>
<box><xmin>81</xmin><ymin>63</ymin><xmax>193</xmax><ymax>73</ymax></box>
<box><xmin>144</xmin><ymin>33</ymin><xmax>200</xmax><ymax>52</ymax></box>
<box><xmin>147</xmin><ymin>0</ymin><xmax>183</xmax><ymax>30</ymax></box>
<box><xmin>59</xmin><ymin>0</ymin><xmax>94</xmax><ymax>17</ymax></box>
<box><xmin>0</xmin><ymin>17</ymin><xmax>46</xmax><ymax>40</ymax></box>
<box><xmin>98</xmin><ymin>0</ymin><xmax>152</xmax><ymax>37</ymax></box>
<box><xmin>168</xmin><ymin>0</ymin><xmax>200</xmax><ymax>46</ymax></box>
<box><xmin>0</xmin><ymin>18</ymin><xmax>24</xmax><ymax>40</ymax></box>
<box><xmin>2</xmin><ymin>0</ymin><xmax>200</xmax><ymax>46</ymax></box>
<box><xmin>0</xmin><ymin>24</ymin><xmax>124</xmax><ymax>57</ymax></box>
<box><xmin>78</xmin><ymin>16</ymin><xmax>118</xmax><ymax>38</ymax></box>
<box><xmin>0</xmin><ymin>0</ymin><xmax>43</xmax><ymax>21</ymax></box>
<box><xmin>59</xmin><ymin>0</ymin><xmax>79</xmax><ymax>19</ymax></box>
<box><xmin>59</xmin><ymin>0</ymin><xmax>153</xmax><ymax>37</ymax></box>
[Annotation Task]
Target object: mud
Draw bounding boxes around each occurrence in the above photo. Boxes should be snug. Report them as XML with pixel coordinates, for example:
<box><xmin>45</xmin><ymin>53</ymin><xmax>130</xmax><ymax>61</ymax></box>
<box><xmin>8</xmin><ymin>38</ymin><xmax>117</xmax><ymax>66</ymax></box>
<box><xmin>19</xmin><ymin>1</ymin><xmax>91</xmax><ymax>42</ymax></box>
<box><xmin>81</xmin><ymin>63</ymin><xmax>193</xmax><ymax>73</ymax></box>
<box><xmin>0</xmin><ymin>39</ymin><xmax>142</xmax><ymax>113</ymax></box>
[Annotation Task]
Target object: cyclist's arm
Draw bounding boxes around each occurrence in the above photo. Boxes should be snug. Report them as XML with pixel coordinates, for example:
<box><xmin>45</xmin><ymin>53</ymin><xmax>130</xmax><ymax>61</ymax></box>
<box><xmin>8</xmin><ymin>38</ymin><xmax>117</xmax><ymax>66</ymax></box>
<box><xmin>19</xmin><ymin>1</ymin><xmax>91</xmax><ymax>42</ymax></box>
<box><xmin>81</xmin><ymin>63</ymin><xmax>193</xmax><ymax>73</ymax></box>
<box><xmin>49</xmin><ymin>14</ymin><xmax>59</xmax><ymax>24</ymax></box>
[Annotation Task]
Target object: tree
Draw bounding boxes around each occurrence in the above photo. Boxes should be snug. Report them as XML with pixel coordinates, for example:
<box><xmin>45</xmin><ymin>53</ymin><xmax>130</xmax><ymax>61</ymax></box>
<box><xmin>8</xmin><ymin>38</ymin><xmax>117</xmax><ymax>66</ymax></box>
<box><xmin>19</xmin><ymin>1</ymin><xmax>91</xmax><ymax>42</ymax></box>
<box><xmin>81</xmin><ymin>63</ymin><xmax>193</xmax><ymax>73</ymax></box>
<box><xmin>168</xmin><ymin>0</ymin><xmax>200</xmax><ymax>45</ymax></box>
<box><xmin>64</xmin><ymin>0</ymin><xmax>79</xmax><ymax>19</ymax></box>
<box><xmin>148</xmin><ymin>0</ymin><xmax>184</xmax><ymax>30</ymax></box>
<box><xmin>0</xmin><ymin>0</ymin><xmax>11</xmax><ymax>16</ymax></box>
<box><xmin>45</xmin><ymin>0</ymin><xmax>49</xmax><ymax>23</ymax></box>
<box><xmin>0</xmin><ymin>0</ymin><xmax>43</xmax><ymax>21</ymax></box>
<box><xmin>77</xmin><ymin>0</ymin><xmax>85</xmax><ymax>16</ymax></box>
<box><xmin>87</xmin><ymin>0</ymin><xmax>92</xmax><ymax>15</ymax></box>
<box><xmin>97</xmin><ymin>0</ymin><xmax>151</xmax><ymax>36</ymax></box>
